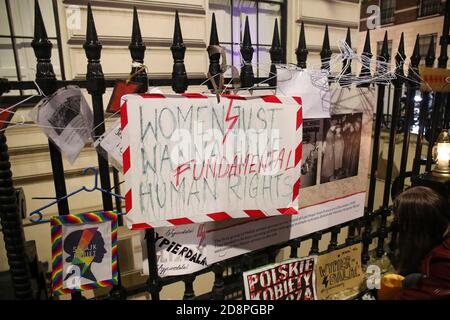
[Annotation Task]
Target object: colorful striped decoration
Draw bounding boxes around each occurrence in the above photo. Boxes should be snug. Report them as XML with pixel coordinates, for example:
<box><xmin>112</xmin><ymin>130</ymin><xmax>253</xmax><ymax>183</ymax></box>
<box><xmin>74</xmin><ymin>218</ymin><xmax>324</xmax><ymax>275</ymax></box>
<box><xmin>50</xmin><ymin>211</ymin><xmax>118</xmax><ymax>297</ymax></box>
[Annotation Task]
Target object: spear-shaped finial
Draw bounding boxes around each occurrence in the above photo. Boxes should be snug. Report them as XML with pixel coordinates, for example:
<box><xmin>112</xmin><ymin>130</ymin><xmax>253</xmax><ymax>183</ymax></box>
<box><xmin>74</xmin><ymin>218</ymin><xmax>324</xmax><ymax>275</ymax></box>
<box><xmin>339</xmin><ymin>27</ymin><xmax>353</xmax><ymax>87</ymax></box>
<box><xmin>207</xmin><ymin>13</ymin><xmax>221</xmax><ymax>91</ymax></box>
<box><xmin>408</xmin><ymin>34</ymin><xmax>421</xmax><ymax>83</ymax></box>
<box><xmin>357</xmin><ymin>29</ymin><xmax>372</xmax><ymax>87</ymax></box>
<box><xmin>374</xmin><ymin>31</ymin><xmax>390</xmax><ymax>83</ymax></box>
<box><xmin>84</xmin><ymin>3</ymin><xmax>102</xmax><ymax>62</ymax></box>
<box><xmin>129</xmin><ymin>7</ymin><xmax>148</xmax><ymax>91</ymax></box>
<box><xmin>320</xmin><ymin>25</ymin><xmax>332</xmax><ymax>71</ymax></box>
<box><xmin>240</xmin><ymin>16</ymin><xmax>255</xmax><ymax>88</ymax></box>
<box><xmin>269</xmin><ymin>19</ymin><xmax>283</xmax><ymax>87</ymax></box>
<box><xmin>271</xmin><ymin>19</ymin><xmax>281</xmax><ymax>49</ymax></box>
<box><xmin>129</xmin><ymin>7</ymin><xmax>145</xmax><ymax>62</ymax></box>
<box><xmin>173</xmin><ymin>10</ymin><xmax>184</xmax><ymax>45</ymax></box>
<box><xmin>86</xmin><ymin>3</ymin><xmax>99</xmax><ymax>45</ymax></box>
<box><xmin>131</xmin><ymin>7</ymin><xmax>143</xmax><ymax>46</ymax></box>
<box><xmin>393</xmin><ymin>32</ymin><xmax>406</xmax><ymax>87</ymax></box>
<box><xmin>33</xmin><ymin>0</ymin><xmax>48</xmax><ymax>41</ymax></box>
<box><xmin>345</xmin><ymin>27</ymin><xmax>352</xmax><ymax>49</ymax></box>
<box><xmin>171</xmin><ymin>10</ymin><xmax>188</xmax><ymax>93</ymax></box>
<box><xmin>32</xmin><ymin>0</ymin><xmax>56</xmax><ymax>86</ymax></box>
<box><xmin>243</xmin><ymin>16</ymin><xmax>252</xmax><ymax>46</ymax></box>
<box><xmin>209</xmin><ymin>13</ymin><xmax>219</xmax><ymax>46</ymax></box>
<box><xmin>425</xmin><ymin>35</ymin><xmax>436</xmax><ymax>67</ymax></box>
<box><xmin>410</xmin><ymin>34</ymin><xmax>422</xmax><ymax>68</ymax></box>
<box><xmin>363</xmin><ymin>29</ymin><xmax>371</xmax><ymax>52</ymax></box>
<box><xmin>380</xmin><ymin>31</ymin><xmax>390</xmax><ymax>62</ymax></box>
<box><xmin>296</xmin><ymin>22</ymin><xmax>308</xmax><ymax>68</ymax></box>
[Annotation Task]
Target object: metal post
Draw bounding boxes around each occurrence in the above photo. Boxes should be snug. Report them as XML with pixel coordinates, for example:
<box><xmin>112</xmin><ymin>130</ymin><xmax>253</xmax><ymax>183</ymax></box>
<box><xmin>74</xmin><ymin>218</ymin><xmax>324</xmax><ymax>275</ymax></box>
<box><xmin>382</xmin><ymin>34</ymin><xmax>406</xmax><ymax>258</ymax></box>
<box><xmin>212</xmin><ymin>263</ymin><xmax>225</xmax><ymax>300</ymax></box>
<box><xmin>412</xmin><ymin>37</ymin><xmax>436</xmax><ymax>176</ymax></box>
<box><xmin>83</xmin><ymin>3</ymin><xmax>123</xmax><ymax>299</ymax></box>
<box><xmin>309</xmin><ymin>232</ymin><xmax>322</xmax><ymax>255</ymax></box>
<box><xmin>31</xmin><ymin>0</ymin><xmax>80</xmax><ymax>299</ymax></box>
<box><xmin>183</xmin><ymin>275</ymin><xmax>196</xmax><ymax>300</ymax></box>
<box><xmin>357</xmin><ymin>30</ymin><xmax>374</xmax><ymax>264</ymax></box>
<box><xmin>374</xmin><ymin>32</ymin><xmax>390</xmax><ymax>258</ymax></box>
<box><xmin>426</xmin><ymin>0</ymin><xmax>449</xmax><ymax>169</ymax></box>
<box><xmin>398</xmin><ymin>35</ymin><xmax>421</xmax><ymax>192</ymax></box>
<box><xmin>0</xmin><ymin>133</ymin><xmax>33</xmax><ymax>299</ymax></box>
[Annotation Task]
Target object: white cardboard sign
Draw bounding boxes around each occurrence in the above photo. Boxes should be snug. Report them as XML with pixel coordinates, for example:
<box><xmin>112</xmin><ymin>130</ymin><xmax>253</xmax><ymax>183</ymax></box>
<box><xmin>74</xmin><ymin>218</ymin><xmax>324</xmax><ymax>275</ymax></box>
<box><xmin>121</xmin><ymin>94</ymin><xmax>303</xmax><ymax>229</ymax></box>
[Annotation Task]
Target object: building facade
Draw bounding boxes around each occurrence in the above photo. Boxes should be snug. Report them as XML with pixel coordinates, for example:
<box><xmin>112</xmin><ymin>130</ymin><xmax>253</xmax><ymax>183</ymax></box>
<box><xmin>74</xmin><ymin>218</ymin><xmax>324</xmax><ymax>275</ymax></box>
<box><xmin>359</xmin><ymin>0</ymin><xmax>447</xmax><ymax>65</ymax></box>
<box><xmin>0</xmin><ymin>0</ymin><xmax>361</xmax><ymax>299</ymax></box>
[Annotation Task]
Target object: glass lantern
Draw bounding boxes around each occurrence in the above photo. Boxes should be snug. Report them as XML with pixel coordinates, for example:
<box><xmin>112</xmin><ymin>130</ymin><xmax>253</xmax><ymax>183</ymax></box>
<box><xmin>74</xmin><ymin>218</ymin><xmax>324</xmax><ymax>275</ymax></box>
<box><xmin>432</xmin><ymin>129</ymin><xmax>450</xmax><ymax>178</ymax></box>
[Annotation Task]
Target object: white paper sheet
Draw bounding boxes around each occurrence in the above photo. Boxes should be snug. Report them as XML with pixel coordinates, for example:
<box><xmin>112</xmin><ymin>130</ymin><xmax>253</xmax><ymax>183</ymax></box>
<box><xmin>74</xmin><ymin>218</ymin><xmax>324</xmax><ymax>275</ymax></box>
<box><xmin>277</xmin><ymin>67</ymin><xmax>331</xmax><ymax>119</ymax></box>
<box><xmin>30</xmin><ymin>86</ymin><xmax>93</xmax><ymax>164</ymax></box>
<box><xmin>94</xmin><ymin>121</ymin><xmax>123</xmax><ymax>169</ymax></box>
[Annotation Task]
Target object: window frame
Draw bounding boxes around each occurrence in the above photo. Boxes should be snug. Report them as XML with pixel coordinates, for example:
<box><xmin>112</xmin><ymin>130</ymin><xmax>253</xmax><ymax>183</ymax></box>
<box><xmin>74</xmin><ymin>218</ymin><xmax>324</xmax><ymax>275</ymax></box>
<box><xmin>418</xmin><ymin>33</ymin><xmax>438</xmax><ymax>64</ymax></box>
<box><xmin>418</xmin><ymin>0</ymin><xmax>441</xmax><ymax>17</ymax></box>
<box><xmin>379</xmin><ymin>0</ymin><xmax>396</xmax><ymax>25</ymax></box>
<box><xmin>0</xmin><ymin>0</ymin><xmax>66</xmax><ymax>93</ymax></box>
<box><xmin>210</xmin><ymin>0</ymin><xmax>287</xmax><ymax>78</ymax></box>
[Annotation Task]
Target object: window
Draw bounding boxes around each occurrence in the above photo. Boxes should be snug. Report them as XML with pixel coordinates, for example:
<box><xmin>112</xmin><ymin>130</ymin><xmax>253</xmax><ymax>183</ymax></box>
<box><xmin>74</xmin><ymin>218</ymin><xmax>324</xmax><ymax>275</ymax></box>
<box><xmin>419</xmin><ymin>33</ymin><xmax>437</xmax><ymax>65</ymax></box>
<box><xmin>376</xmin><ymin>39</ymin><xmax>392</xmax><ymax>62</ymax></box>
<box><xmin>419</xmin><ymin>0</ymin><xmax>441</xmax><ymax>17</ymax></box>
<box><xmin>209</xmin><ymin>0</ymin><xmax>286</xmax><ymax>78</ymax></box>
<box><xmin>380</xmin><ymin>0</ymin><xmax>396</xmax><ymax>25</ymax></box>
<box><xmin>0</xmin><ymin>0</ymin><xmax>65</xmax><ymax>93</ymax></box>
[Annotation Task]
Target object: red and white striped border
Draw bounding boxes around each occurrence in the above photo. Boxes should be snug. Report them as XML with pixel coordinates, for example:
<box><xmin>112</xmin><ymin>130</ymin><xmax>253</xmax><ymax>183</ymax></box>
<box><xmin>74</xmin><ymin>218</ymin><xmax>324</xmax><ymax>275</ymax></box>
<box><xmin>121</xmin><ymin>93</ymin><xmax>303</xmax><ymax>230</ymax></box>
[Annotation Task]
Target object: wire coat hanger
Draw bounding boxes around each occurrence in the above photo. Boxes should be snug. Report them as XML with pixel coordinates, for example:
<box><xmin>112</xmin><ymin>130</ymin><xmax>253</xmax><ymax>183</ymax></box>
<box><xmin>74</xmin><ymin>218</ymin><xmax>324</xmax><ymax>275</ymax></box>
<box><xmin>29</xmin><ymin>167</ymin><xmax>124</xmax><ymax>223</ymax></box>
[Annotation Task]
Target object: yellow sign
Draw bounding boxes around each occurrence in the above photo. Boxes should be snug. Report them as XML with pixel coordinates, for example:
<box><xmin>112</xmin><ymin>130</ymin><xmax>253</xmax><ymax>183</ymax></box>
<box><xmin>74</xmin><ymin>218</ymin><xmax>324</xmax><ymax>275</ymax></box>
<box><xmin>420</xmin><ymin>66</ymin><xmax>450</xmax><ymax>92</ymax></box>
<box><xmin>316</xmin><ymin>243</ymin><xmax>364</xmax><ymax>300</ymax></box>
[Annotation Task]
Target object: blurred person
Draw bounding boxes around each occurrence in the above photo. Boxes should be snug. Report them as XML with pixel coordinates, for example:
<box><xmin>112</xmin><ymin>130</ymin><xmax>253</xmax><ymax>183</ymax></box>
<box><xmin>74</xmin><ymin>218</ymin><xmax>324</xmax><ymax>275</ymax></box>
<box><xmin>379</xmin><ymin>186</ymin><xmax>450</xmax><ymax>300</ymax></box>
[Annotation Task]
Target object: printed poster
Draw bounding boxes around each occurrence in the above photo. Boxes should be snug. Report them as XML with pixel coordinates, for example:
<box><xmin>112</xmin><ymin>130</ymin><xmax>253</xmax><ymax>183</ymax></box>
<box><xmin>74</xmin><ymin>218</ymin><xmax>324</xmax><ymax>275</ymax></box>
<box><xmin>121</xmin><ymin>94</ymin><xmax>303</xmax><ymax>228</ymax></box>
<box><xmin>50</xmin><ymin>212</ymin><xmax>118</xmax><ymax>296</ymax></box>
<box><xmin>243</xmin><ymin>256</ymin><xmax>317</xmax><ymax>300</ymax></box>
<box><xmin>30</xmin><ymin>86</ymin><xmax>93</xmax><ymax>164</ymax></box>
<box><xmin>316</xmin><ymin>244</ymin><xmax>364</xmax><ymax>300</ymax></box>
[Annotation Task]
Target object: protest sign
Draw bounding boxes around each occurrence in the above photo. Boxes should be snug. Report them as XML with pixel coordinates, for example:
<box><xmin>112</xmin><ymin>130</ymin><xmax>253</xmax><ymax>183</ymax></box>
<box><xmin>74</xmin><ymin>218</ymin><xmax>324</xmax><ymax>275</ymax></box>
<box><xmin>243</xmin><ymin>256</ymin><xmax>317</xmax><ymax>300</ymax></box>
<box><xmin>121</xmin><ymin>93</ymin><xmax>303</xmax><ymax>229</ymax></box>
<box><xmin>141</xmin><ymin>87</ymin><xmax>374</xmax><ymax>277</ymax></box>
<box><xmin>316</xmin><ymin>243</ymin><xmax>364</xmax><ymax>300</ymax></box>
<box><xmin>50</xmin><ymin>211</ymin><xmax>118</xmax><ymax>296</ymax></box>
<box><xmin>419</xmin><ymin>66</ymin><xmax>450</xmax><ymax>92</ymax></box>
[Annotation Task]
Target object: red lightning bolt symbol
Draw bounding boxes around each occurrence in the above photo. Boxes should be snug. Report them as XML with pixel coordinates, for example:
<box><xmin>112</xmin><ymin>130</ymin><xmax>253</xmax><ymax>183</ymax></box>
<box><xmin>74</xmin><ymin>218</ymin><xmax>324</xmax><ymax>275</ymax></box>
<box><xmin>222</xmin><ymin>99</ymin><xmax>238</xmax><ymax>144</ymax></box>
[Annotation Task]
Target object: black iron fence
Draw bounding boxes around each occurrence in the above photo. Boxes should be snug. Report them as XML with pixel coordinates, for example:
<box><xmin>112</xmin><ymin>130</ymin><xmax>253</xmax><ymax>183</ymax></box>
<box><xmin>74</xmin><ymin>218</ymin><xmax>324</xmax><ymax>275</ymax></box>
<box><xmin>0</xmin><ymin>0</ymin><xmax>449</xmax><ymax>300</ymax></box>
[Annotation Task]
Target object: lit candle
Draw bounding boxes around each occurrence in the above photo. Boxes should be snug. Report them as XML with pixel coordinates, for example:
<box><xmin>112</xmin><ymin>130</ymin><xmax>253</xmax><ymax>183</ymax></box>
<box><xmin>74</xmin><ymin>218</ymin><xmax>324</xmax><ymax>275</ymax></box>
<box><xmin>436</xmin><ymin>142</ymin><xmax>450</xmax><ymax>169</ymax></box>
